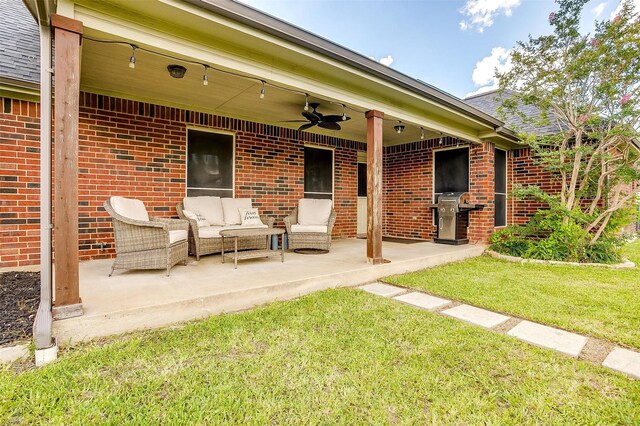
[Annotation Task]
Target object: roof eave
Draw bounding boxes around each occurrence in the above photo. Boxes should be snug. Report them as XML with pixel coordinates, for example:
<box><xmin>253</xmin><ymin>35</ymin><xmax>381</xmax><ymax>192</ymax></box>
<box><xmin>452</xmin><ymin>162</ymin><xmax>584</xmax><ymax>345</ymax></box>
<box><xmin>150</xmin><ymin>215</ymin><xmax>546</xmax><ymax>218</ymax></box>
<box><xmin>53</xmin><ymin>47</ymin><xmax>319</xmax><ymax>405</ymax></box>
<box><xmin>21</xmin><ymin>0</ymin><xmax>55</xmax><ymax>25</ymax></box>
<box><xmin>185</xmin><ymin>0</ymin><xmax>513</xmax><ymax>135</ymax></box>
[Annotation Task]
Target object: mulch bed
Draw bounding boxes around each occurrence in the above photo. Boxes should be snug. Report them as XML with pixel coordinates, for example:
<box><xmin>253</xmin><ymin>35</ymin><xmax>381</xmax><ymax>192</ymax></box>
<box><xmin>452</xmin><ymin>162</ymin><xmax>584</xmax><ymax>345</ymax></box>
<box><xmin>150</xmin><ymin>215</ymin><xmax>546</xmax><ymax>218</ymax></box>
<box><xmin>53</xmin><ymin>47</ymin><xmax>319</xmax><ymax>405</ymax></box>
<box><xmin>0</xmin><ymin>272</ymin><xmax>39</xmax><ymax>348</ymax></box>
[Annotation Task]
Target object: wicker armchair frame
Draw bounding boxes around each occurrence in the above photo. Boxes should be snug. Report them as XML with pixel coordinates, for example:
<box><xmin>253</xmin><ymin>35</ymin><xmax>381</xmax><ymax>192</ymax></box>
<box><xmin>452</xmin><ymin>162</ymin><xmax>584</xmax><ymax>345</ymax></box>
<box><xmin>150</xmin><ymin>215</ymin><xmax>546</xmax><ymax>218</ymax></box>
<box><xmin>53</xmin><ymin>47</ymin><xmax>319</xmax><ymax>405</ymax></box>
<box><xmin>176</xmin><ymin>202</ymin><xmax>275</xmax><ymax>260</ymax></box>
<box><xmin>283</xmin><ymin>206</ymin><xmax>336</xmax><ymax>251</ymax></box>
<box><xmin>104</xmin><ymin>199</ymin><xmax>189</xmax><ymax>276</ymax></box>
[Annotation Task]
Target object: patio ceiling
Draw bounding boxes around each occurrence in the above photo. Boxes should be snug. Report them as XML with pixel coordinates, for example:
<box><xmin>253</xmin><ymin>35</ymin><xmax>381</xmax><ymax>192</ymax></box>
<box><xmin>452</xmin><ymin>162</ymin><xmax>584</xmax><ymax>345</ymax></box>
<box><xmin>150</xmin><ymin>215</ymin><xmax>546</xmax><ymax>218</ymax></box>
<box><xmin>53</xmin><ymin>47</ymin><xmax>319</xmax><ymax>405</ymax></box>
<box><xmin>62</xmin><ymin>0</ymin><xmax>517</xmax><ymax>146</ymax></box>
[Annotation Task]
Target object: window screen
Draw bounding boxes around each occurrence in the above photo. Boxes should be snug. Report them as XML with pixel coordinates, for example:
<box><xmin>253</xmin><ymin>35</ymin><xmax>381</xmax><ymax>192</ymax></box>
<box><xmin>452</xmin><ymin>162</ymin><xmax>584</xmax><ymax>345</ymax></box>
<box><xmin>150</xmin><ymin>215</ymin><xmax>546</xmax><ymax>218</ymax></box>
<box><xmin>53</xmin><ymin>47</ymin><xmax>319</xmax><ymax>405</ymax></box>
<box><xmin>187</xmin><ymin>129</ymin><xmax>234</xmax><ymax>197</ymax></box>
<box><xmin>494</xmin><ymin>148</ymin><xmax>507</xmax><ymax>227</ymax></box>
<box><xmin>304</xmin><ymin>146</ymin><xmax>333</xmax><ymax>200</ymax></box>
<box><xmin>434</xmin><ymin>148</ymin><xmax>469</xmax><ymax>194</ymax></box>
<box><xmin>357</xmin><ymin>163</ymin><xmax>367</xmax><ymax>197</ymax></box>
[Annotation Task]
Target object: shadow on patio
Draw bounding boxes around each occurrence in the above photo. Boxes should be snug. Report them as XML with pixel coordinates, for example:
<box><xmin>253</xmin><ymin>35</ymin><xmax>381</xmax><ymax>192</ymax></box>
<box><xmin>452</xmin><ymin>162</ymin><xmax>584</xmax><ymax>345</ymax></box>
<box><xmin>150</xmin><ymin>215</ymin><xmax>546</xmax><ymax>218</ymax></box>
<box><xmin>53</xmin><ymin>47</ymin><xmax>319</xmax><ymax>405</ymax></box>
<box><xmin>53</xmin><ymin>239</ymin><xmax>485</xmax><ymax>345</ymax></box>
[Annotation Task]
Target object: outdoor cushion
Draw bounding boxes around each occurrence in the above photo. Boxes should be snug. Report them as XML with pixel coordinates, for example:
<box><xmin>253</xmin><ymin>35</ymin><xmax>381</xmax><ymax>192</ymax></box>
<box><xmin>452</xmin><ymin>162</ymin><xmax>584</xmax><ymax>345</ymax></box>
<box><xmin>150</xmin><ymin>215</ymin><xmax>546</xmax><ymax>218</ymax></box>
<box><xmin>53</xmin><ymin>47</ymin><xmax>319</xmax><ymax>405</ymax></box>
<box><xmin>169</xmin><ymin>229</ymin><xmax>188</xmax><ymax>244</ymax></box>
<box><xmin>298</xmin><ymin>198</ymin><xmax>332</xmax><ymax>226</ymax></box>
<box><xmin>110</xmin><ymin>196</ymin><xmax>149</xmax><ymax>222</ymax></box>
<box><xmin>198</xmin><ymin>224</ymin><xmax>268</xmax><ymax>239</ymax></box>
<box><xmin>221</xmin><ymin>198</ymin><xmax>252</xmax><ymax>225</ymax></box>
<box><xmin>182</xmin><ymin>209</ymin><xmax>210</xmax><ymax>228</ymax></box>
<box><xmin>291</xmin><ymin>224</ymin><xmax>328</xmax><ymax>233</ymax></box>
<box><xmin>238</xmin><ymin>207</ymin><xmax>263</xmax><ymax>226</ymax></box>
<box><xmin>183</xmin><ymin>196</ymin><xmax>224</xmax><ymax>226</ymax></box>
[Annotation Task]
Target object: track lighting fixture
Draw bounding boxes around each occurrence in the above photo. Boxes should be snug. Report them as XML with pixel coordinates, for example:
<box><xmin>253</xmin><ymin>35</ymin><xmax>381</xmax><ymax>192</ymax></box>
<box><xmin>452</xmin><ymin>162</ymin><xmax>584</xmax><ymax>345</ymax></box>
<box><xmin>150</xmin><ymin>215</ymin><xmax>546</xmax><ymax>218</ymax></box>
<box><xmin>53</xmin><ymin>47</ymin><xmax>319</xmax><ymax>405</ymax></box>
<box><xmin>342</xmin><ymin>104</ymin><xmax>347</xmax><ymax>121</ymax></box>
<box><xmin>203</xmin><ymin>65</ymin><xmax>209</xmax><ymax>86</ymax></box>
<box><xmin>304</xmin><ymin>94</ymin><xmax>309</xmax><ymax>111</ymax></box>
<box><xmin>438</xmin><ymin>137</ymin><xmax>444</xmax><ymax>145</ymax></box>
<box><xmin>420</xmin><ymin>127</ymin><xmax>424</xmax><ymax>140</ymax></box>
<box><xmin>260</xmin><ymin>81</ymin><xmax>265</xmax><ymax>99</ymax></box>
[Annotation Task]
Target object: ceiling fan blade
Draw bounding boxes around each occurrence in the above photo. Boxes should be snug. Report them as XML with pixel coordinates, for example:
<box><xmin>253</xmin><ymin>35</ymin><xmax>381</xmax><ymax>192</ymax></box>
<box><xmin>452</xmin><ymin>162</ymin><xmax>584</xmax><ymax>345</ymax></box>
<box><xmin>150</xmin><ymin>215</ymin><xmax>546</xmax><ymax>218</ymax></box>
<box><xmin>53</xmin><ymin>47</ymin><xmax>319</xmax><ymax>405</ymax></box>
<box><xmin>298</xmin><ymin>122</ymin><xmax>317</xmax><ymax>131</ymax></box>
<box><xmin>302</xmin><ymin>111</ymin><xmax>320</xmax><ymax>122</ymax></box>
<box><xmin>318</xmin><ymin>121</ymin><xmax>341</xmax><ymax>131</ymax></box>
<box><xmin>322</xmin><ymin>114</ymin><xmax>350</xmax><ymax>123</ymax></box>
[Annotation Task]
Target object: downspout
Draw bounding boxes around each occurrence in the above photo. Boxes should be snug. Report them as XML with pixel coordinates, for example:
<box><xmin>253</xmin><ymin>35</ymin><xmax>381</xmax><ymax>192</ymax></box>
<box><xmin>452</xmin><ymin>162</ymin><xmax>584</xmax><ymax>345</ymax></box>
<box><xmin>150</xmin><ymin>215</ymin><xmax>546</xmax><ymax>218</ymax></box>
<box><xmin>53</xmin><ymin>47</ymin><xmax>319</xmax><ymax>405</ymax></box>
<box><xmin>32</xmin><ymin>22</ymin><xmax>57</xmax><ymax>365</ymax></box>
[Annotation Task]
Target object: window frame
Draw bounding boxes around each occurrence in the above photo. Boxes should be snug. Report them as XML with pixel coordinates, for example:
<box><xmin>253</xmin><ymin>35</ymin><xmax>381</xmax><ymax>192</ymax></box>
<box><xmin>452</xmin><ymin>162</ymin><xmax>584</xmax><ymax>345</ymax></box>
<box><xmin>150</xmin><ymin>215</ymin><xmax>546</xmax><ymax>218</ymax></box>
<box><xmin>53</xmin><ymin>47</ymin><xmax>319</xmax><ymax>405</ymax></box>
<box><xmin>494</xmin><ymin>147</ymin><xmax>508</xmax><ymax>228</ymax></box>
<box><xmin>185</xmin><ymin>127</ymin><xmax>235</xmax><ymax>198</ymax></box>
<box><xmin>303</xmin><ymin>144</ymin><xmax>335</xmax><ymax>201</ymax></box>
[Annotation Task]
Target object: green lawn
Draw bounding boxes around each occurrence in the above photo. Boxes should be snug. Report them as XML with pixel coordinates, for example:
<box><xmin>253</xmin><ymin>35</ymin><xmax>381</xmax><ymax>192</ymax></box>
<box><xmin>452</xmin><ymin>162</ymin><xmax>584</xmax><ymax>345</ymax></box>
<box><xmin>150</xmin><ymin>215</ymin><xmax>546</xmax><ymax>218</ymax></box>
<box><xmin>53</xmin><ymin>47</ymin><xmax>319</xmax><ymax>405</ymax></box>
<box><xmin>1</xmin><ymin>289</ymin><xmax>639</xmax><ymax>424</ymax></box>
<box><xmin>385</xmin><ymin>240</ymin><xmax>640</xmax><ymax>350</ymax></box>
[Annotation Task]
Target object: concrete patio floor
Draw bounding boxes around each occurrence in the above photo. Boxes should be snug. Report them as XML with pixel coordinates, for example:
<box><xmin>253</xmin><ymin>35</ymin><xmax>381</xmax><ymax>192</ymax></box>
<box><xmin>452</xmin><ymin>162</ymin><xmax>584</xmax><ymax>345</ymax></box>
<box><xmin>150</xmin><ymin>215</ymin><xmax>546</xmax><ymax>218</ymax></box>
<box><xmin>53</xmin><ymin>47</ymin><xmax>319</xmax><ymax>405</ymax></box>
<box><xmin>53</xmin><ymin>239</ymin><xmax>485</xmax><ymax>345</ymax></box>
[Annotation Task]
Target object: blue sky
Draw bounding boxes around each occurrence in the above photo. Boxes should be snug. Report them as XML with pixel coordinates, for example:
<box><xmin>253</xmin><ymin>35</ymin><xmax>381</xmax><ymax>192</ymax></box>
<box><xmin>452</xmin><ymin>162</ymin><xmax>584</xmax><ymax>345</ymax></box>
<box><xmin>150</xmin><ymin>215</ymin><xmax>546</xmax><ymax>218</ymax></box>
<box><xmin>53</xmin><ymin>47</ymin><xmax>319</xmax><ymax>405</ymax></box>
<box><xmin>240</xmin><ymin>0</ymin><xmax>632</xmax><ymax>99</ymax></box>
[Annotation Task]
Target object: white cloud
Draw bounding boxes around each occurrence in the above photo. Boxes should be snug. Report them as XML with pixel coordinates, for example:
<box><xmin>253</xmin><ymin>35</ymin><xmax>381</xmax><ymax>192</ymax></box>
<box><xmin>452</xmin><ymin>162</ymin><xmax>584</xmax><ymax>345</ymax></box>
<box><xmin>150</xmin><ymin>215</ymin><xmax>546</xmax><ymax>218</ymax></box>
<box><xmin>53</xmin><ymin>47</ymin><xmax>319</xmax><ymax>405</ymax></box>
<box><xmin>610</xmin><ymin>0</ymin><xmax>640</xmax><ymax>18</ymax></box>
<box><xmin>369</xmin><ymin>55</ymin><xmax>394</xmax><ymax>67</ymax></box>
<box><xmin>466</xmin><ymin>47</ymin><xmax>512</xmax><ymax>97</ymax></box>
<box><xmin>459</xmin><ymin>0</ymin><xmax>522</xmax><ymax>32</ymax></box>
<box><xmin>379</xmin><ymin>56</ymin><xmax>394</xmax><ymax>67</ymax></box>
<box><xmin>592</xmin><ymin>2</ymin><xmax>607</xmax><ymax>16</ymax></box>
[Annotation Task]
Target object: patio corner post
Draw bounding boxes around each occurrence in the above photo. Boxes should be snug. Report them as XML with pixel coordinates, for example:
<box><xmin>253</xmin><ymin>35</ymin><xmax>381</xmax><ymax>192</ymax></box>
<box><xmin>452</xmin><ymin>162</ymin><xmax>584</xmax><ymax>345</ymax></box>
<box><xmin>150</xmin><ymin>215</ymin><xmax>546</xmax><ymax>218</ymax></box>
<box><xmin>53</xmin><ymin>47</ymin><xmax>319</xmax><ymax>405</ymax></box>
<box><xmin>51</xmin><ymin>14</ymin><xmax>84</xmax><ymax>319</ymax></box>
<box><xmin>365</xmin><ymin>110</ymin><xmax>384</xmax><ymax>264</ymax></box>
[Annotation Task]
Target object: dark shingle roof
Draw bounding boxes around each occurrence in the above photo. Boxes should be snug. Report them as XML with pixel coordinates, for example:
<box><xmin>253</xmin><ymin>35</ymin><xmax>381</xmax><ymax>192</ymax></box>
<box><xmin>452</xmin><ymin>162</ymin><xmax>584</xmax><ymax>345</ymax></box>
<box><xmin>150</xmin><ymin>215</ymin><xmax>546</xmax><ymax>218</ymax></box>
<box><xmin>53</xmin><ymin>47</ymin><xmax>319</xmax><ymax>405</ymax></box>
<box><xmin>0</xmin><ymin>0</ymin><xmax>39</xmax><ymax>84</ymax></box>
<box><xmin>464</xmin><ymin>89</ymin><xmax>560</xmax><ymax>136</ymax></box>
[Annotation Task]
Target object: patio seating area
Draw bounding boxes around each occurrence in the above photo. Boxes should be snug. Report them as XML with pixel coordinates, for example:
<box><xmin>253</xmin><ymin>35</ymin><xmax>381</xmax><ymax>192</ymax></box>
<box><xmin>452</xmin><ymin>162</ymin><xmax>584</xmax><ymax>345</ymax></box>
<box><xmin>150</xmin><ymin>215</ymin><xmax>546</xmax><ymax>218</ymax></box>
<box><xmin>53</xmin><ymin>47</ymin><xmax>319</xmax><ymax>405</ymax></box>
<box><xmin>52</xmin><ymin>239</ymin><xmax>485</xmax><ymax>345</ymax></box>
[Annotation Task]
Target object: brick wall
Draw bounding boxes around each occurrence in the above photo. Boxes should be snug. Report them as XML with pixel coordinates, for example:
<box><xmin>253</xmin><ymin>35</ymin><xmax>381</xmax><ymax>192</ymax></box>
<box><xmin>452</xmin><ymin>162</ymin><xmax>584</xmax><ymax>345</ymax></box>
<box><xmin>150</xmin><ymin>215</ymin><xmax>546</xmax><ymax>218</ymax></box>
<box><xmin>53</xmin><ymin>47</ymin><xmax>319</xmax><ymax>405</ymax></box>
<box><xmin>0</xmin><ymin>98</ymin><xmax>41</xmax><ymax>268</ymax></box>
<box><xmin>509</xmin><ymin>147</ymin><xmax>560</xmax><ymax>225</ymax></box>
<box><xmin>383</xmin><ymin>138</ymin><xmax>498</xmax><ymax>243</ymax></box>
<box><xmin>0</xmin><ymin>93</ymin><xmax>364</xmax><ymax>267</ymax></box>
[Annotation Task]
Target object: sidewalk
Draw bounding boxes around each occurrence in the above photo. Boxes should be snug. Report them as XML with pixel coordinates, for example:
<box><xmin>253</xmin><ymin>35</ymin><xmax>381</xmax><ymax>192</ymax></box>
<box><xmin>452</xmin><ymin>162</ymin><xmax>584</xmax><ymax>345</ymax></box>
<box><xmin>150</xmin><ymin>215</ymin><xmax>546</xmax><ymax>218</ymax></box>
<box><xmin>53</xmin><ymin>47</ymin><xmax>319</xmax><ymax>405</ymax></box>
<box><xmin>360</xmin><ymin>282</ymin><xmax>640</xmax><ymax>380</ymax></box>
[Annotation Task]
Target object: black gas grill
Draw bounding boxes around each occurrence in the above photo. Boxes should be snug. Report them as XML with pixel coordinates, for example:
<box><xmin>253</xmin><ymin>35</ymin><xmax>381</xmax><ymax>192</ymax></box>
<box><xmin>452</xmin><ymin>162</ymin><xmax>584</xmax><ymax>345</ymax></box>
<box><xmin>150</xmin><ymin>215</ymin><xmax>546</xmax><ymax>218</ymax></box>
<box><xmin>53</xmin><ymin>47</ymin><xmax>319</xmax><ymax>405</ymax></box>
<box><xmin>428</xmin><ymin>192</ymin><xmax>483</xmax><ymax>245</ymax></box>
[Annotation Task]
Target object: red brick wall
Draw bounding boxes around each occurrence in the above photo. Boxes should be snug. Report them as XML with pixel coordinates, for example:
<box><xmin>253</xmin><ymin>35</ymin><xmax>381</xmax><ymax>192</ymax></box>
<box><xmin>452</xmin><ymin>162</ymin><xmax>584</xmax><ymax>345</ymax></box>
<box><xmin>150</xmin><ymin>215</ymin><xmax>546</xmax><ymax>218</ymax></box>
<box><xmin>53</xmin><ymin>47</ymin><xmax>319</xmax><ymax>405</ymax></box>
<box><xmin>509</xmin><ymin>147</ymin><xmax>560</xmax><ymax>225</ymax></box>
<box><xmin>0</xmin><ymin>94</ymin><xmax>363</xmax><ymax>267</ymax></box>
<box><xmin>383</xmin><ymin>138</ymin><xmax>498</xmax><ymax>243</ymax></box>
<box><xmin>0</xmin><ymin>98</ymin><xmax>41</xmax><ymax>268</ymax></box>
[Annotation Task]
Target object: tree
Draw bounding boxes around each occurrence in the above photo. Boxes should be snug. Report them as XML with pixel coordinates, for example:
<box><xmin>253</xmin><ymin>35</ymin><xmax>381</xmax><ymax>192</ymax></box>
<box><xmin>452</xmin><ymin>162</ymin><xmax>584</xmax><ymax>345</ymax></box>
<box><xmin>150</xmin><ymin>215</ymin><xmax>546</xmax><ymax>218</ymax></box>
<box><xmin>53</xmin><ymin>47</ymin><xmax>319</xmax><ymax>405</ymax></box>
<box><xmin>498</xmin><ymin>0</ymin><xmax>640</xmax><ymax>244</ymax></box>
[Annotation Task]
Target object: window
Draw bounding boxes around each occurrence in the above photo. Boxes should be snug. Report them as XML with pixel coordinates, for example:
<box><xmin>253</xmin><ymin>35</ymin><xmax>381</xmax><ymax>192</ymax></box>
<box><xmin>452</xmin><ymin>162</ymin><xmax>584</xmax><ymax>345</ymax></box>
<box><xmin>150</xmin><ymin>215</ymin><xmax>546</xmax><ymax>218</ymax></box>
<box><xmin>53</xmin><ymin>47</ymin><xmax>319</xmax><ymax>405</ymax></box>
<box><xmin>357</xmin><ymin>163</ymin><xmax>367</xmax><ymax>197</ymax></box>
<box><xmin>434</xmin><ymin>147</ymin><xmax>470</xmax><ymax>197</ymax></box>
<box><xmin>186</xmin><ymin>129</ymin><xmax>234</xmax><ymax>197</ymax></box>
<box><xmin>433</xmin><ymin>147</ymin><xmax>470</xmax><ymax>225</ymax></box>
<box><xmin>494</xmin><ymin>148</ymin><xmax>507</xmax><ymax>227</ymax></box>
<box><xmin>304</xmin><ymin>146</ymin><xmax>333</xmax><ymax>200</ymax></box>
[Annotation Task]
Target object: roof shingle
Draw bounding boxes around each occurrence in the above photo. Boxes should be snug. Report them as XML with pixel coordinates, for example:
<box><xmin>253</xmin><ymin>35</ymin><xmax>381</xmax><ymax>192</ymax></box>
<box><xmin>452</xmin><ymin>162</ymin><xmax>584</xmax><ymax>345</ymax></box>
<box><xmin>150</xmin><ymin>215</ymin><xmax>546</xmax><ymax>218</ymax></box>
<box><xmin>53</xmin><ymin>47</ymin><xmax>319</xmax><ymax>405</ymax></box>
<box><xmin>0</xmin><ymin>0</ymin><xmax>40</xmax><ymax>84</ymax></box>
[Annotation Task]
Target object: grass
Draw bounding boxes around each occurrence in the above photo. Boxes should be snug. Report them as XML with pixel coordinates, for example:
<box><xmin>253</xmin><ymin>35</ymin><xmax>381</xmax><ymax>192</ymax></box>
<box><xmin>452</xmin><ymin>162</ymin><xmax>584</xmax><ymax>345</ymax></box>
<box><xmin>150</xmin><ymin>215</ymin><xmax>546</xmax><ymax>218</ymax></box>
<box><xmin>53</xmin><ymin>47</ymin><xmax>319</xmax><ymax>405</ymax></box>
<box><xmin>385</xmin><ymin>239</ymin><xmax>640</xmax><ymax>350</ymax></box>
<box><xmin>1</xmin><ymin>289</ymin><xmax>640</xmax><ymax>424</ymax></box>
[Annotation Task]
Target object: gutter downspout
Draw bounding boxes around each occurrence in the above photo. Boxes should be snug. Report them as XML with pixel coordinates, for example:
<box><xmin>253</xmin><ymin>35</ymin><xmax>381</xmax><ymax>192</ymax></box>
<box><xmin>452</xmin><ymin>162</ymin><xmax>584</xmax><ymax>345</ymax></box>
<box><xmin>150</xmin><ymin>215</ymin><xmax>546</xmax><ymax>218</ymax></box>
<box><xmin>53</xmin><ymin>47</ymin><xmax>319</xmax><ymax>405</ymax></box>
<box><xmin>32</xmin><ymin>22</ymin><xmax>57</xmax><ymax>366</ymax></box>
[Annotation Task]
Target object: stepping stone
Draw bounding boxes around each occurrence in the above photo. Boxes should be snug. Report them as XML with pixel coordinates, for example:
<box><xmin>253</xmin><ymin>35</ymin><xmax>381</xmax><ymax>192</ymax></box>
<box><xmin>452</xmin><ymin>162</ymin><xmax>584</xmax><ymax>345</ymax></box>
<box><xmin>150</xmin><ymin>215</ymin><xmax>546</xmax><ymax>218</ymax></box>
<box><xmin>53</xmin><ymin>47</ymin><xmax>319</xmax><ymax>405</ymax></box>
<box><xmin>359</xmin><ymin>283</ymin><xmax>405</xmax><ymax>298</ymax></box>
<box><xmin>508</xmin><ymin>320</ymin><xmax>587</xmax><ymax>357</ymax></box>
<box><xmin>602</xmin><ymin>347</ymin><xmax>640</xmax><ymax>379</ymax></box>
<box><xmin>441</xmin><ymin>304</ymin><xmax>510</xmax><ymax>328</ymax></box>
<box><xmin>393</xmin><ymin>292</ymin><xmax>451</xmax><ymax>310</ymax></box>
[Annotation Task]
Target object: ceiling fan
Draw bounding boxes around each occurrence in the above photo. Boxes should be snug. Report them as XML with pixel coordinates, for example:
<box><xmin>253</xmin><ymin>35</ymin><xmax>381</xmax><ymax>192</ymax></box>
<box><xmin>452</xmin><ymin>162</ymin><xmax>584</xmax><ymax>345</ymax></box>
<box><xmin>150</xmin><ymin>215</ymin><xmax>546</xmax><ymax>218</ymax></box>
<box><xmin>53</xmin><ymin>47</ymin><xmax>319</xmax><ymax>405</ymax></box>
<box><xmin>282</xmin><ymin>103</ymin><xmax>351</xmax><ymax>131</ymax></box>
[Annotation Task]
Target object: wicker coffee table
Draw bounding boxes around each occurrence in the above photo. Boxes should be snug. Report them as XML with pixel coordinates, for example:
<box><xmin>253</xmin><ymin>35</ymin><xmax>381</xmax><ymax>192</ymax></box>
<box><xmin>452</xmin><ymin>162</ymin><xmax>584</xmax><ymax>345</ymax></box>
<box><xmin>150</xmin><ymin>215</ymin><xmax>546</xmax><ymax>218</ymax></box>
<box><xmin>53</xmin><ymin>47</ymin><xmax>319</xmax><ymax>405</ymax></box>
<box><xmin>220</xmin><ymin>227</ymin><xmax>285</xmax><ymax>269</ymax></box>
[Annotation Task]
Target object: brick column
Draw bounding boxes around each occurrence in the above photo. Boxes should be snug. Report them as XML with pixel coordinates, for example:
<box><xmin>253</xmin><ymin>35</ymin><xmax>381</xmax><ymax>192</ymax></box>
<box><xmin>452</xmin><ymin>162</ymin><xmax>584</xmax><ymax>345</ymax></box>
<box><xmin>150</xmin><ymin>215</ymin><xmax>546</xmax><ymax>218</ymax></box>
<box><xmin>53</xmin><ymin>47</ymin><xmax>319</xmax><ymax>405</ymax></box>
<box><xmin>52</xmin><ymin>14</ymin><xmax>83</xmax><ymax>319</ymax></box>
<box><xmin>468</xmin><ymin>142</ymin><xmax>495</xmax><ymax>243</ymax></box>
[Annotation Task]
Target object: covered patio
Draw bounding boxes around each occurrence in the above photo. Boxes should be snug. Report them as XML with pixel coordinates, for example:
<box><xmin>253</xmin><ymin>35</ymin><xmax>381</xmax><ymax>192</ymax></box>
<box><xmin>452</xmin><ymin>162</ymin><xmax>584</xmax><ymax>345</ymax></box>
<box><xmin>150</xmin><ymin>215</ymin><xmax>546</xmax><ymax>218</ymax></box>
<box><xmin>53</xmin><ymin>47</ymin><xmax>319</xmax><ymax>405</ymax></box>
<box><xmin>18</xmin><ymin>0</ymin><xmax>519</xmax><ymax>356</ymax></box>
<box><xmin>53</xmin><ymin>239</ymin><xmax>484</xmax><ymax>344</ymax></box>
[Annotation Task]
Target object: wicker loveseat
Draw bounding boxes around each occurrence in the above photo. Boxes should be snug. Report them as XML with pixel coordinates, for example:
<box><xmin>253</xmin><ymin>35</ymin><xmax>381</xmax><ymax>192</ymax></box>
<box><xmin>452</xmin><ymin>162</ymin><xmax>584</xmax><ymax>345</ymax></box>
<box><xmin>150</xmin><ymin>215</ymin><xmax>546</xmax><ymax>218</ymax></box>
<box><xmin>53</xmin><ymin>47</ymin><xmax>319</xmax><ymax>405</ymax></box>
<box><xmin>104</xmin><ymin>196</ymin><xmax>189</xmax><ymax>276</ymax></box>
<box><xmin>284</xmin><ymin>198</ymin><xmax>336</xmax><ymax>251</ymax></box>
<box><xmin>177</xmin><ymin>196</ymin><xmax>275</xmax><ymax>260</ymax></box>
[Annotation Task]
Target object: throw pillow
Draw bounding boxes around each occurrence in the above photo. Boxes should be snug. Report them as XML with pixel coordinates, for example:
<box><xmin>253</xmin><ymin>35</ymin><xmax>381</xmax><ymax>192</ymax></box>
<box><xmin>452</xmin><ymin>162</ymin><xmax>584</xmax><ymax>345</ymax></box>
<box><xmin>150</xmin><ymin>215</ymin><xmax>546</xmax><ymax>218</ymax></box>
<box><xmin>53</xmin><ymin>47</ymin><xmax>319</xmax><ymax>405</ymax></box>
<box><xmin>238</xmin><ymin>208</ymin><xmax>264</xmax><ymax>226</ymax></box>
<box><xmin>182</xmin><ymin>210</ymin><xmax>210</xmax><ymax>228</ymax></box>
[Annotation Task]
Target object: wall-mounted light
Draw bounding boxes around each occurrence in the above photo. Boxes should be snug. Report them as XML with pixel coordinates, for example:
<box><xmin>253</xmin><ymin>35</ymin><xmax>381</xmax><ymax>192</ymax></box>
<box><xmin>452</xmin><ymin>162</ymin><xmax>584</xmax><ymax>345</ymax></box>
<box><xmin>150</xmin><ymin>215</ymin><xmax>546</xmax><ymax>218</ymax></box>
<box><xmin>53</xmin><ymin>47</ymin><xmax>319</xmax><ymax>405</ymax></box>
<box><xmin>394</xmin><ymin>121</ymin><xmax>405</xmax><ymax>134</ymax></box>
<box><xmin>129</xmin><ymin>45</ymin><xmax>137</xmax><ymax>69</ymax></box>
<box><xmin>167</xmin><ymin>64</ymin><xmax>187</xmax><ymax>79</ymax></box>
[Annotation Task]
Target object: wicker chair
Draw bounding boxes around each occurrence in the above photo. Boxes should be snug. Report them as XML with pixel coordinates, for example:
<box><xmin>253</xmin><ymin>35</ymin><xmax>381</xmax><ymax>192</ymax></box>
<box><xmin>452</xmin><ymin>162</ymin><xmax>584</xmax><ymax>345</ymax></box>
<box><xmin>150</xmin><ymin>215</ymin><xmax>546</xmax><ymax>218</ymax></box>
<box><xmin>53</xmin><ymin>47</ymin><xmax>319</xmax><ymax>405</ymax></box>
<box><xmin>104</xmin><ymin>197</ymin><xmax>189</xmax><ymax>276</ymax></box>
<box><xmin>176</xmin><ymin>202</ymin><xmax>275</xmax><ymax>260</ymax></box>
<box><xmin>284</xmin><ymin>205</ymin><xmax>336</xmax><ymax>251</ymax></box>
